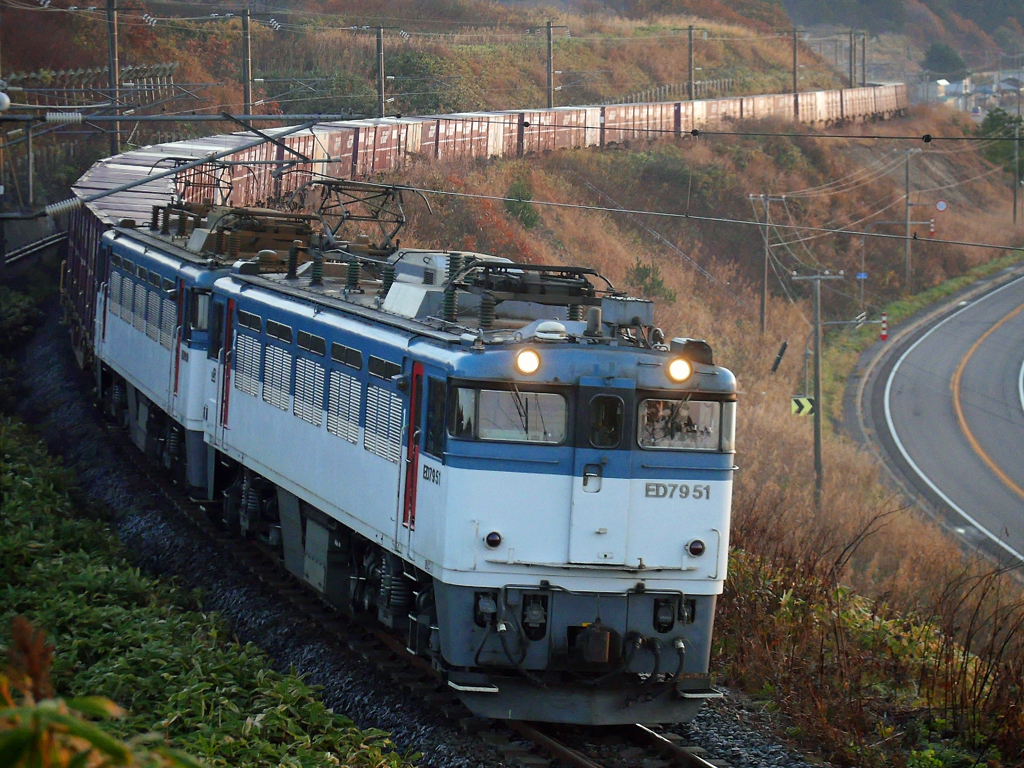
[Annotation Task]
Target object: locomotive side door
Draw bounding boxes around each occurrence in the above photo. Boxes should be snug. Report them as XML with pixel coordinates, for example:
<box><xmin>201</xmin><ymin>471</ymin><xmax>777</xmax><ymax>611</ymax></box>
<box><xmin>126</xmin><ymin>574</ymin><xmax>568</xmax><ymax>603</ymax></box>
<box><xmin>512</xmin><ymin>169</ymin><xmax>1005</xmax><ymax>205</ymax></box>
<box><xmin>398</xmin><ymin>360</ymin><xmax>448</xmax><ymax>560</ymax></box>
<box><xmin>201</xmin><ymin>295</ymin><xmax>229</xmax><ymax>447</ymax></box>
<box><xmin>399</xmin><ymin>361</ymin><xmax>425</xmax><ymax>552</ymax></box>
<box><xmin>568</xmin><ymin>378</ymin><xmax>633</xmax><ymax>565</ymax></box>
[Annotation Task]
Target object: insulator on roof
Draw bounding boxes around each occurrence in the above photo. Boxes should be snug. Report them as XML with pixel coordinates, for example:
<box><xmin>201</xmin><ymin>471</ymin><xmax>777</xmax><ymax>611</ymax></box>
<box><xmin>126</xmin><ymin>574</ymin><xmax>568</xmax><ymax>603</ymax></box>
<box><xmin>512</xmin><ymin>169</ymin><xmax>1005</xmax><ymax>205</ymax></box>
<box><xmin>45</xmin><ymin>111</ymin><xmax>82</xmax><ymax>124</ymax></box>
<box><xmin>45</xmin><ymin>198</ymin><xmax>81</xmax><ymax>217</ymax></box>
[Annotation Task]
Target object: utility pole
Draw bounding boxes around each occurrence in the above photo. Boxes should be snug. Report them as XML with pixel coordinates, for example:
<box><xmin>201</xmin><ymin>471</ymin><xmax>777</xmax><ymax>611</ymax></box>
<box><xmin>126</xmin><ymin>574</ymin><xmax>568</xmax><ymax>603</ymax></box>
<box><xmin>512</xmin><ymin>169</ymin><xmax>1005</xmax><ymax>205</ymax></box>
<box><xmin>106</xmin><ymin>0</ymin><xmax>120</xmax><ymax>155</ymax></box>
<box><xmin>752</xmin><ymin>194</ymin><xmax>786</xmax><ymax>333</ymax></box>
<box><xmin>536</xmin><ymin>21</ymin><xmax>568</xmax><ymax>108</ymax></box>
<box><xmin>861</xmin><ymin>31</ymin><xmax>867</xmax><ymax>86</ymax></box>
<box><xmin>1011</xmin><ymin>123</ymin><xmax>1019</xmax><ymax>225</ymax></box>
<box><xmin>547</xmin><ymin>21</ymin><xmax>554</xmax><ymax>108</ymax></box>
<box><xmin>791</xmin><ymin>272</ymin><xmax>844</xmax><ymax>512</ymax></box>
<box><xmin>377</xmin><ymin>26</ymin><xmax>385</xmax><ymax>118</ymax></box>
<box><xmin>26</xmin><ymin>126</ymin><xmax>32</xmax><ymax>208</ymax></box>
<box><xmin>1011</xmin><ymin>49</ymin><xmax>1019</xmax><ymax>117</ymax></box>
<box><xmin>904</xmin><ymin>148</ymin><xmax>917</xmax><ymax>290</ymax></box>
<box><xmin>849</xmin><ymin>29</ymin><xmax>855</xmax><ymax>88</ymax></box>
<box><xmin>902</xmin><ymin>148</ymin><xmax>926</xmax><ymax>289</ymax></box>
<box><xmin>242</xmin><ymin>9</ymin><xmax>253</xmax><ymax>115</ymax></box>
<box><xmin>793</xmin><ymin>28</ymin><xmax>799</xmax><ymax>120</ymax></box>
<box><xmin>761</xmin><ymin>196</ymin><xmax>770</xmax><ymax>333</ymax></box>
<box><xmin>688</xmin><ymin>26</ymin><xmax>695</xmax><ymax>100</ymax></box>
<box><xmin>812</xmin><ymin>277</ymin><xmax>823</xmax><ymax>511</ymax></box>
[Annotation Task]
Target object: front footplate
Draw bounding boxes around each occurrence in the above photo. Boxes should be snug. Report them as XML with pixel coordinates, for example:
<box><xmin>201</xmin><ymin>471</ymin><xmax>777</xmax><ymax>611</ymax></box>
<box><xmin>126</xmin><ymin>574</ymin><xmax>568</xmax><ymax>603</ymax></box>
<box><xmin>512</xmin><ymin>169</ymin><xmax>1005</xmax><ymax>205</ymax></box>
<box><xmin>447</xmin><ymin>672</ymin><xmax>722</xmax><ymax>725</ymax></box>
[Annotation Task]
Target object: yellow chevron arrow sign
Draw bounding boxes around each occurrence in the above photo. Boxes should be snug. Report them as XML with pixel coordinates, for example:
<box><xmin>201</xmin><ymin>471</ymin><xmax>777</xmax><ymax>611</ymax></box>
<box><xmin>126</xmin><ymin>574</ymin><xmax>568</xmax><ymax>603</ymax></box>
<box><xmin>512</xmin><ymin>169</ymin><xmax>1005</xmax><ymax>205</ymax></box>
<box><xmin>791</xmin><ymin>397</ymin><xmax>815</xmax><ymax>416</ymax></box>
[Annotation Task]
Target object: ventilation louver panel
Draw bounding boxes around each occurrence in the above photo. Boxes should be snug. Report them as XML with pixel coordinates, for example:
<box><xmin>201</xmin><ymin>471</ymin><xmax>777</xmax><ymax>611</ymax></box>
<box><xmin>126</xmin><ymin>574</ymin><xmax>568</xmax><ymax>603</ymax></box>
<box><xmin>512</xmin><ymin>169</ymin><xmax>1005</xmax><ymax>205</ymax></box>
<box><xmin>147</xmin><ymin>291</ymin><xmax>161</xmax><ymax>341</ymax></box>
<box><xmin>234</xmin><ymin>334</ymin><xmax>261</xmax><ymax>397</ymax></box>
<box><xmin>120</xmin><ymin>279</ymin><xmax>132</xmax><ymax>323</ymax></box>
<box><xmin>133</xmin><ymin>284</ymin><xmax>146</xmax><ymax>331</ymax></box>
<box><xmin>160</xmin><ymin>298</ymin><xmax>175</xmax><ymax>349</ymax></box>
<box><xmin>327</xmin><ymin>370</ymin><xmax>360</xmax><ymax>444</ymax></box>
<box><xmin>293</xmin><ymin>357</ymin><xmax>325</xmax><ymax>427</ymax></box>
<box><xmin>263</xmin><ymin>345</ymin><xmax>292</xmax><ymax>411</ymax></box>
<box><xmin>108</xmin><ymin>273</ymin><xmax>120</xmax><ymax>316</ymax></box>
<box><xmin>364</xmin><ymin>384</ymin><xmax>403</xmax><ymax>463</ymax></box>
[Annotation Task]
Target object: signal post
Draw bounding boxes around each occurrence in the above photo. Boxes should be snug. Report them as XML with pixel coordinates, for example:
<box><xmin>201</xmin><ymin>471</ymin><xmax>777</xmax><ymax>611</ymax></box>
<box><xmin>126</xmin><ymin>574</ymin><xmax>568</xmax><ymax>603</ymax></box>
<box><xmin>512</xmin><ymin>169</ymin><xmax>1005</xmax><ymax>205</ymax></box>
<box><xmin>791</xmin><ymin>271</ymin><xmax>844</xmax><ymax>511</ymax></box>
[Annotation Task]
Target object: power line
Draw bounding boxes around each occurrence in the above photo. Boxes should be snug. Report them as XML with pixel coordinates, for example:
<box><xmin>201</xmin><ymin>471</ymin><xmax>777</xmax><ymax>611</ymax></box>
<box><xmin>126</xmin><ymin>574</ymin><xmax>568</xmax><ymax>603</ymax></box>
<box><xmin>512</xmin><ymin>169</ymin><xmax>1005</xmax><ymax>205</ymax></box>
<box><xmin>384</xmin><ymin>183</ymin><xmax>1024</xmax><ymax>253</ymax></box>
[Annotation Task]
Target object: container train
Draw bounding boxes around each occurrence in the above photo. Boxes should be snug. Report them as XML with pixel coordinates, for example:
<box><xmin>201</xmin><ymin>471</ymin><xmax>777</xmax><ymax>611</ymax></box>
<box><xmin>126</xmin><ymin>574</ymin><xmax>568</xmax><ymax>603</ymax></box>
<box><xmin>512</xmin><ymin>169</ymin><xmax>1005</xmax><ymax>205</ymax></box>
<box><xmin>60</xmin><ymin>83</ymin><xmax>905</xmax><ymax>723</ymax></box>
<box><xmin>63</xmin><ymin>82</ymin><xmax>908</xmax><ymax>367</ymax></box>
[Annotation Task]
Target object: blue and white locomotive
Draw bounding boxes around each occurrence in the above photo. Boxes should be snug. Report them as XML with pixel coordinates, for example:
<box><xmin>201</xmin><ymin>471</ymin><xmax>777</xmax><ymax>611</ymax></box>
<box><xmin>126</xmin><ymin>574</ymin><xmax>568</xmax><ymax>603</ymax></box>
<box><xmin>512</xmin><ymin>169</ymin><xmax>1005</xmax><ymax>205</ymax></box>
<box><xmin>90</xmin><ymin>191</ymin><xmax>737</xmax><ymax>724</ymax></box>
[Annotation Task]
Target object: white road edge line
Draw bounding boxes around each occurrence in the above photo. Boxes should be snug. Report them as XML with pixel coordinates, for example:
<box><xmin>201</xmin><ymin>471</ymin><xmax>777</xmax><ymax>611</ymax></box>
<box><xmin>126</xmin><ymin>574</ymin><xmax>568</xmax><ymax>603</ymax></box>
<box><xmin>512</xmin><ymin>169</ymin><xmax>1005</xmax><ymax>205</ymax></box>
<box><xmin>1019</xmin><ymin>354</ymin><xmax>1024</xmax><ymax>418</ymax></box>
<box><xmin>883</xmin><ymin>274</ymin><xmax>1024</xmax><ymax>563</ymax></box>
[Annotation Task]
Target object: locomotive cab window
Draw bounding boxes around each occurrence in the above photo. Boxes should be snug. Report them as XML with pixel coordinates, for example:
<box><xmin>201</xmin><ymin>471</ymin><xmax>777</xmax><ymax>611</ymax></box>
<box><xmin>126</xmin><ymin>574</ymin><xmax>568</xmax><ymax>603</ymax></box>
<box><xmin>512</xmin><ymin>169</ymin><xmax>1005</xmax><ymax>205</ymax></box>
<box><xmin>189</xmin><ymin>290</ymin><xmax>210</xmax><ymax>332</ymax></box>
<box><xmin>638</xmin><ymin>398</ymin><xmax>721</xmax><ymax>452</ymax></box>
<box><xmin>449</xmin><ymin>387</ymin><xmax>567</xmax><ymax>445</ymax></box>
<box><xmin>589</xmin><ymin>395</ymin><xmax>623</xmax><ymax>448</ymax></box>
<box><xmin>208</xmin><ymin>302</ymin><xmax>225</xmax><ymax>360</ymax></box>
<box><xmin>424</xmin><ymin>378</ymin><xmax>447</xmax><ymax>458</ymax></box>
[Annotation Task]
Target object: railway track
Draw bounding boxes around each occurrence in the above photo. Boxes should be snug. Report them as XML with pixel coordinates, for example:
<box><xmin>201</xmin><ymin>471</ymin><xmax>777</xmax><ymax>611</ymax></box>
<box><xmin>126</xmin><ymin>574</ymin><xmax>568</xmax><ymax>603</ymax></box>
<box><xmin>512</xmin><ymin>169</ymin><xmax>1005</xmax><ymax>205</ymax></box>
<box><xmin>106</xmin><ymin>420</ymin><xmax>732</xmax><ymax>768</ymax></box>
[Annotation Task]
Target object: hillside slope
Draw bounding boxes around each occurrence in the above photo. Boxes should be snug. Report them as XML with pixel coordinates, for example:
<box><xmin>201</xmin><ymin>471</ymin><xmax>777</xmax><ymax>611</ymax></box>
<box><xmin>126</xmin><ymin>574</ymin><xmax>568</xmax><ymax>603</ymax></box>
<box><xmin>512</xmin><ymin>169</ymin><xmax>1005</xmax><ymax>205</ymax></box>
<box><xmin>375</xmin><ymin>108</ymin><xmax>1024</xmax><ymax>764</ymax></box>
<box><xmin>782</xmin><ymin>0</ymin><xmax>1023</xmax><ymax>59</ymax></box>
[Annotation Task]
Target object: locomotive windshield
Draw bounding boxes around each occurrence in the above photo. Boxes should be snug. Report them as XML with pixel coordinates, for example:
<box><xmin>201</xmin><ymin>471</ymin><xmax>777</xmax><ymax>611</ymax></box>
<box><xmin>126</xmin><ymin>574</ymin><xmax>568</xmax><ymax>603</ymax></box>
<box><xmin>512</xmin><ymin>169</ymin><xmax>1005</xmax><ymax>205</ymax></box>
<box><xmin>450</xmin><ymin>387</ymin><xmax>567</xmax><ymax>444</ymax></box>
<box><xmin>638</xmin><ymin>398</ymin><xmax>721</xmax><ymax>451</ymax></box>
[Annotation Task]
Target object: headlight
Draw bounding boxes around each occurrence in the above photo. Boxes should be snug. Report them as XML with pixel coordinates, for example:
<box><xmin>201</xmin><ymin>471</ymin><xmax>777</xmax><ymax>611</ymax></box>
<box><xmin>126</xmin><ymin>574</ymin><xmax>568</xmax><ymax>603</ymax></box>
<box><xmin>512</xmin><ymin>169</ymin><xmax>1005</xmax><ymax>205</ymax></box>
<box><xmin>667</xmin><ymin>357</ymin><xmax>692</xmax><ymax>382</ymax></box>
<box><xmin>516</xmin><ymin>349</ymin><xmax>541</xmax><ymax>375</ymax></box>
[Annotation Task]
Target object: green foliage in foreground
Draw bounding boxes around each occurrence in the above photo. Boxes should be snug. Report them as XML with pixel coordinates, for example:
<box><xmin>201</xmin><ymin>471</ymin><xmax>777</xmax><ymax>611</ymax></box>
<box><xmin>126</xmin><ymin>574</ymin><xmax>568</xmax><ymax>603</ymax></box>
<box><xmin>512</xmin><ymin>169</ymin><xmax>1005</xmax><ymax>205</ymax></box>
<box><xmin>0</xmin><ymin>418</ymin><xmax>415</xmax><ymax>768</ymax></box>
<box><xmin>0</xmin><ymin>285</ymin><xmax>45</xmax><ymax>413</ymax></box>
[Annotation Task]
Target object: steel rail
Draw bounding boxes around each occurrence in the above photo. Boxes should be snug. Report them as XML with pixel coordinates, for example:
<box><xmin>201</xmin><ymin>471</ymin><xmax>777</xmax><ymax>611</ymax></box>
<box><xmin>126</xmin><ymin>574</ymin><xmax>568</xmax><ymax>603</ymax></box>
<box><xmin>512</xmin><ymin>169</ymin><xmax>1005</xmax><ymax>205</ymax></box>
<box><xmin>508</xmin><ymin>722</ymin><xmax>605</xmax><ymax>768</ymax></box>
<box><xmin>627</xmin><ymin>723</ymin><xmax>725</xmax><ymax>768</ymax></box>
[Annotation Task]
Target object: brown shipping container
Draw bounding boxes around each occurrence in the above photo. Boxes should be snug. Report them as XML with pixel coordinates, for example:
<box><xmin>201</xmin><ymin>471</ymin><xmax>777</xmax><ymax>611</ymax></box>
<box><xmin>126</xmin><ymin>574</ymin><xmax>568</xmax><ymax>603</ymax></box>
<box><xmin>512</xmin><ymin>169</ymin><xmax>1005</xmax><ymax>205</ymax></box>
<box><xmin>352</xmin><ymin>124</ymin><xmax>376</xmax><ymax>177</ymax></box>
<box><xmin>718</xmin><ymin>97</ymin><xmax>742</xmax><ymax>123</ymax></box>
<box><xmin>416</xmin><ymin>119</ymin><xmax>440</xmax><ymax>160</ymax></box>
<box><xmin>796</xmin><ymin>92</ymin><xmax>820</xmax><ymax>124</ymax></box>
<box><xmin>369</xmin><ymin>120</ymin><xmax>402</xmax><ymax>174</ymax></box>
<box><xmin>314</xmin><ymin>124</ymin><xmax>356</xmax><ymax>180</ymax></box>
<box><xmin>519</xmin><ymin>110</ymin><xmax>557</xmax><ymax>154</ymax></box>
<box><xmin>550</xmin><ymin>108</ymin><xmax>585</xmax><ymax>150</ymax></box>
<box><xmin>821</xmin><ymin>90</ymin><xmax>843</xmax><ymax>124</ymax></box>
<box><xmin>600</xmin><ymin>105</ymin><xmax>631</xmax><ymax>145</ymax></box>
<box><xmin>272</xmin><ymin>131</ymin><xmax>317</xmax><ymax>198</ymax></box>
<box><xmin>646</xmin><ymin>102</ymin><xmax>676</xmax><ymax>141</ymax></box>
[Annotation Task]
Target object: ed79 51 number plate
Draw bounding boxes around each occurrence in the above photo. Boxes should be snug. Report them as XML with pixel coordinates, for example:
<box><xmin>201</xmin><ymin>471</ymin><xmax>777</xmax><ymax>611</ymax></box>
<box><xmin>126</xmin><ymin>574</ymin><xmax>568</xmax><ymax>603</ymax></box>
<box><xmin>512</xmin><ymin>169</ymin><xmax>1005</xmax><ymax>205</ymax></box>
<box><xmin>644</xmin><ymin>482</ymin><xmax>712</xmax><ymax>500</ymax></box>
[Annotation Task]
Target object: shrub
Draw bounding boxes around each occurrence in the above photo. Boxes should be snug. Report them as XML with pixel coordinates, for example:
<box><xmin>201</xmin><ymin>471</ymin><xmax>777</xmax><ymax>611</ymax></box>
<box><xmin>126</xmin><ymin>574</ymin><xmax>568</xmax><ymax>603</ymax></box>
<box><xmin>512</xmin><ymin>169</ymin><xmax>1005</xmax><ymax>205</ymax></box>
<box><xmin>625</xmin><ymin>256</ymin><xmax>676</xmax><ymax>303</ymax></box>
<box><xmin>504</xmin><ymin>176</ymin><xmax>540</xmax><ymax>230</ymax></box>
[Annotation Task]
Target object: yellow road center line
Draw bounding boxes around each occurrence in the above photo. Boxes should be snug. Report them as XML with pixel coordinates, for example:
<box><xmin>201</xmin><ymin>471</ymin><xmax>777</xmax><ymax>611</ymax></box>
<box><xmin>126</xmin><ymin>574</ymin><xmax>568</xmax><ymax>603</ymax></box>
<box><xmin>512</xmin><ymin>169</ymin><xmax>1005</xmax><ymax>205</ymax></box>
<box><xmin>950</xmin><ymin>302</ymin><xmax>1024</xmax><ymax>503</ymax></box>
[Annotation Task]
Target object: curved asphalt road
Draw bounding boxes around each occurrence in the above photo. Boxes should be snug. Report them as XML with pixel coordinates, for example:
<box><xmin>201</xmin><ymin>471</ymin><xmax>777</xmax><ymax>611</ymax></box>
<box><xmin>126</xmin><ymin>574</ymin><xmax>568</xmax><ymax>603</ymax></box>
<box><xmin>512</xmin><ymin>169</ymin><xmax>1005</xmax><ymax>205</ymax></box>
<box><xmin>864</xmin><ymin>271</ymin><xmax>1024</xmax><ymax>562</ymax></box>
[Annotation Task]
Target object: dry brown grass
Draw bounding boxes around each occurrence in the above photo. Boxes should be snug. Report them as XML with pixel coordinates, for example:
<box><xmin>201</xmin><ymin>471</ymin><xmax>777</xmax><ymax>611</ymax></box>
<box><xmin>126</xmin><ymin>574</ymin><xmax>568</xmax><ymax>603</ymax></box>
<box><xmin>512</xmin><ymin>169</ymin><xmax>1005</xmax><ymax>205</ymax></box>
<box><xmin>386</xmin><ymin>112</ymin><xmax>1024</xmax><ymax>763</ymax></box>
